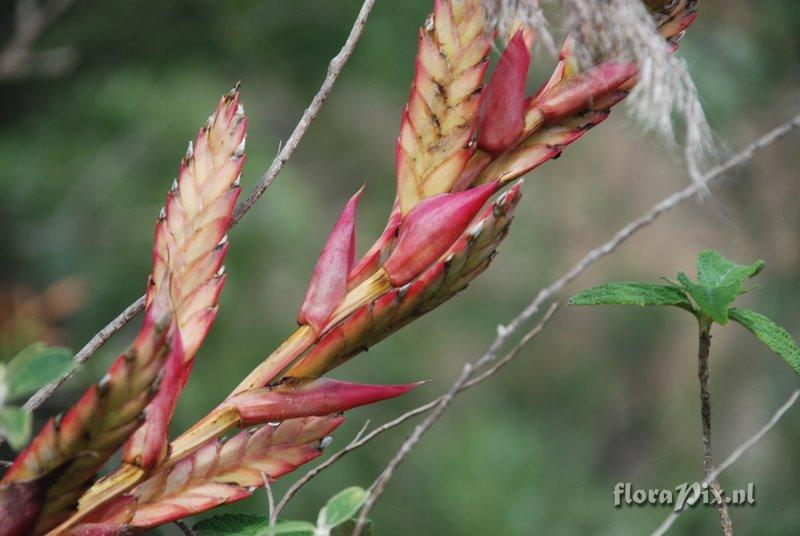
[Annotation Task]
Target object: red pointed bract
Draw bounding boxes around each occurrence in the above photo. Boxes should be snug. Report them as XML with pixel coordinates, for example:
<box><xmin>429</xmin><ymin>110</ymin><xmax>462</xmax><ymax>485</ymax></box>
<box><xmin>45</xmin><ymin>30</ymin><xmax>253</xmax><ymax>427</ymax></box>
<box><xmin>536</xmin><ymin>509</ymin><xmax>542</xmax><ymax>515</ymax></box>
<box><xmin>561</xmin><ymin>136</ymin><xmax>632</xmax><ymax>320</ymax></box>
<box><xmin>298</xmin><ymin>188</ymin><xmax>362</xmax><ymax>333</ymax></box>
<box><xmin>384</xmin><ymin>180</ymin><xmax>498</xmax><ymax>286</ymax></box>
<box><xmin>478</xmin><ymin>31</ymin><xmax>531</xmax><ymax>155</ymax></box>
<box><xmin>533</xmin><ymin>61</ymin><xmax>638</xmax><ymax>122</ymax></box>
<box><xmin>230</xmin><ymin>378</ymin><xmax>424</xmax><ymax>425</ymax></box>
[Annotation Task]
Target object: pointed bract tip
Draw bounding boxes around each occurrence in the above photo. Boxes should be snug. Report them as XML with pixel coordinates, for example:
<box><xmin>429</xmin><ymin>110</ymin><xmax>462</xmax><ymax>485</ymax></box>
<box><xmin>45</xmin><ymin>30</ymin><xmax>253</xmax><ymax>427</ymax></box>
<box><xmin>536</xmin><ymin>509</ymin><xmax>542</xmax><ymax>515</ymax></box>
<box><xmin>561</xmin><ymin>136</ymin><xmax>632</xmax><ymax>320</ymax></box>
<box><xmin>232</xmin><ymin>378</ymin><xmax>423</xmax><ymax>426</ymax></box>
<box><xmin>298</xmin><ymin>189</ymin><xmax>362</xmax><ymax>332</ymax></box>
<box><xmin>478</xmin><ymin>30</ymin><xmax>530</xmax><ymax>155</ymax></box>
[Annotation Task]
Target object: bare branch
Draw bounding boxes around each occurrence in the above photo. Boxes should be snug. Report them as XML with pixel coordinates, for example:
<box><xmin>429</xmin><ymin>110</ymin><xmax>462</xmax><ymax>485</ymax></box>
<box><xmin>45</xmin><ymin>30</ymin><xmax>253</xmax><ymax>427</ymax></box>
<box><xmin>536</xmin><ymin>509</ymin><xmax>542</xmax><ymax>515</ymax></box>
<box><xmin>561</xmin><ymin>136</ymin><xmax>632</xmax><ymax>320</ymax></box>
<box><xmin>276</xmin><ymin>303</ymin><xmax>559</xmax><ymax>519</ymax></box>
<box><xmin>353</xmin><ymin>363</ymin><xmax>472</xmax><ymax>536</ymax></box>
<box><xmin>173</xmin><ymin>519</ymin><xmax>196</xmax><ymax>536</ymax></box>
<box><xmin>0</xmin><ymin>0</ymin><xmax>80</xmax><ymax>81</ymax></box>
<box><xmin>262</xmin><ymin>471</ymin><xmax>277</xmax><ymax>534</ymax></box>
<box><xmin>232</xmin><ymin>0</ymin><xmax>375</xmax><ymax>223</ymax></box>
<box><xmin>351</xmin><ymin>302</ymin><xmax>560</xmax><ymax>535</ymax></box>
<box><xmin>651</xmin><ymin>390</ymin><xmax>800</xmax><ymax>536</ymax></box>
<box><xmin>15</xmin><ymin>0</ymin><xmax>377</xmax><ymax>417</ymax></box>
<box><xmin>475</xmin><ymin>112</ymin><xmax>800</xmax><ymax>374</ymax></box>
<box><xmin>23</xmin><ymin>295</ymin><xmax>146</xmax><ymax>411</ymax></box>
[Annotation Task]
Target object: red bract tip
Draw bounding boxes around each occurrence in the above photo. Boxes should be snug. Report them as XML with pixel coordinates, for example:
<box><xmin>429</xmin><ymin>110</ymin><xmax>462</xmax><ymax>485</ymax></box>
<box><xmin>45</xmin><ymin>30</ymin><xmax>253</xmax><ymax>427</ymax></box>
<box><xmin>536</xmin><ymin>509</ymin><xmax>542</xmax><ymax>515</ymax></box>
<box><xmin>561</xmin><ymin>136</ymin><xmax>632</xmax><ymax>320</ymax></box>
<box><xmin>534</xmin><ymin>61</ymin><xmax>638</xmax><ymax>121</ymax></box>
<box><xmin>230</xmin><ymin>378</ymin><xmax>425</xmax><ymax>426</ymax></box>
<box><xmin>383</xmin><ymin>180</ymin><xmax>498</xmax><ymax>286</ymax></box>
<box><xmin>478</xmin><ymin>30</ymin><xmax>531</xmax><ymax>155</ymax></box>
<box><xmin>298</xmin><ymin>188</ymin><xmax>362</xmax><ymax>332</ymax></box>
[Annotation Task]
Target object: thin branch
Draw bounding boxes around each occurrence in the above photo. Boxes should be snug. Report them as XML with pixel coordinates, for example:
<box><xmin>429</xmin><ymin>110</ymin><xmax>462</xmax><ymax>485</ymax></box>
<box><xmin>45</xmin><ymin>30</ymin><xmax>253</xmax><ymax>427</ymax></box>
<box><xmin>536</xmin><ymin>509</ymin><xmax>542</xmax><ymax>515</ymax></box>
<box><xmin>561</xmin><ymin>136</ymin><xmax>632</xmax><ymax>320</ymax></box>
<box><xmin>353</xmin><ymin>364</ymin><xmax>473</xmax><ymax>536</ymax></box>
<box><xmin>15</xmin><ymin>0</ymin><xmax>377</xmax><ymax>417</ymax></box>
<box><xmin>475</xmin><ymin>112</ymin><xmax>800</xmax><ymax>374</ymax></box>
<box><xmin>274</xmin><ymin>419</ymin><xmax>371</xmax><ymax>517</ymax></box>
<box><xmin>276</xmin><ymin>304</ymin><xmax>559</xmax><ymax>519</ymax></box>
<box><xmin>261</xmin><ymin>471</ymin><xmax>277</xmax><ymax>535</ymax></box>
<box><xmin>0</xmin><ymin>0</ymin><xmax>79</xmax><ymax>81</ymax></box>
<box><xmin>231</xmin><ymin>0</ymin><xmax>376</xmax><ymax>223</ymax></box>
<box><xmin>23</xmin><ymin>295</ymin><xmax>146</xmax><ymax>411</ymax></box>
<box><xmin>651</xmin><ymin>390</ymin><xmax>800</xmax><ymax>536</ymax></box>
<box><xmin>173</xmin><ymin>519</ymin><xmax>196</xmax><ymax>536</ymax></box>
<box><xmin>696</xmin><ymin>327</ymin><xmax>733</xmax><ymax>534</ymax></box>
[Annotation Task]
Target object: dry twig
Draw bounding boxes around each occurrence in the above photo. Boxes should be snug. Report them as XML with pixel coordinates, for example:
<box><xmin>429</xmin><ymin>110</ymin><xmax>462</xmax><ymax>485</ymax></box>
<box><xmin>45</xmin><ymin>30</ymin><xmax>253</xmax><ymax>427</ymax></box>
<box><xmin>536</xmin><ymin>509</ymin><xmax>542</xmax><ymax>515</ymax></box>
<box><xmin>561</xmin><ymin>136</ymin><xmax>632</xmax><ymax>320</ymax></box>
<box><xmin>651</xmin><ymin>390</ymin><xmax>800</xmax><ymax>536</ymax></box>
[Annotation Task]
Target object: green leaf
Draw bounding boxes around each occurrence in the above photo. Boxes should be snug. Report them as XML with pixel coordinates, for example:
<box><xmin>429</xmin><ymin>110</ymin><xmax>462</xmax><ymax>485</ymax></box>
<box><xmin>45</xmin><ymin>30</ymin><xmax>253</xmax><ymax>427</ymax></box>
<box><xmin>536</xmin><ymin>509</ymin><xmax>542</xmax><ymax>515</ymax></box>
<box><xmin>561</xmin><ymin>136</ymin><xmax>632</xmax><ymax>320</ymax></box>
<box><xmin>729</xmin><ymin>307</ymin><xmax>800</xmax><ymax>375</ymax></box>
<box><xmin>0</xmin><ymin>405</ymin><xmax>32</xmax><ymax>450</ymax></box>
<box><xmin>677</xmin><ymin>250</ymin><xmax>764</xmax><ymax>324</ymax></box>
<box><xmin>193</xmin><ymin>514</ymin><xmax>315</xmax><ymax>536</ymax></box>
<box><xmin>5</xmin><ymin>343</ymin><xmax>74</xmax><ymax>400</ymax></box>
<box><xmin>569</xmin><ymin>282</ymin><xmax>693</xmax><ymax>310</ymax></box>
<box><xmin>331</xmin><ymin>519</ymin><xmax>374</xmax><ymax>536</ymax></box>
<box><xmin>318</xmin><ymin>487</ymin><xmax>367</xmax><ymax>530</ymax></box>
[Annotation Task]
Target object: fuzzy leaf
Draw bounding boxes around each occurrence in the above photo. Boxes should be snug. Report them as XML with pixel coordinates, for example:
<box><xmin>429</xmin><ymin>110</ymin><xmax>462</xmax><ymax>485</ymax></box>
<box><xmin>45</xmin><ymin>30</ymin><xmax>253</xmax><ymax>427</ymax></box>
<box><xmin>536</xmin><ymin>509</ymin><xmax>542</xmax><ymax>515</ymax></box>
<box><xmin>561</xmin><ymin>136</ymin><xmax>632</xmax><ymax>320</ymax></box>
<box><xmin>569</xmin><ymin>282</ymin><xmax>692</xmax><ymax>310</ymax></box>
<box><xmin>678</xmin><ymin>250</ymin><xmax>764</xmax><ymax>324</ymax></box>
<box><xmin>193</xmin><ymin>514</ymin><xmax>314</xmax><ymax>536</ymax></box>
<box><xmin>318</xmin><ymin>487</ymin><xmax>367</xmax><ymax>530</ymax></box>
<box><xmin>729</xmin><ymin>307</ymin><xmax>800</xmax><ymax>375</ymax></box>
<box><xmin>0</xmin><ymin>405</ymin><xmax>32</xmax><ymax>450</ymax></box>
<box><xmin>331</xmin><ymin>519</ymin><xmax>374</xmax><ymax>536</ymax></box>
<box><xmin>5</xmin><ymin>343</ymin><xmax>73</xmax><ymax>400</ymax></box>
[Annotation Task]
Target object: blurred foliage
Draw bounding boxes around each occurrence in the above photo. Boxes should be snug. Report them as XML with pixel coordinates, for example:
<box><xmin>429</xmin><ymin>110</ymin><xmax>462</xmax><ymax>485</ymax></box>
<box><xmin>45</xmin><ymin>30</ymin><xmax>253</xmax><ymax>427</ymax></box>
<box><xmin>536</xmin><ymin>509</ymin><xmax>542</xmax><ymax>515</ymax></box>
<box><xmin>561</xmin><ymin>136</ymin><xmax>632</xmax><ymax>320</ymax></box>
<box><xmin>1</xmin><ymin>0</ymin><xmax>799</xmax><ymax>534</ymax></box>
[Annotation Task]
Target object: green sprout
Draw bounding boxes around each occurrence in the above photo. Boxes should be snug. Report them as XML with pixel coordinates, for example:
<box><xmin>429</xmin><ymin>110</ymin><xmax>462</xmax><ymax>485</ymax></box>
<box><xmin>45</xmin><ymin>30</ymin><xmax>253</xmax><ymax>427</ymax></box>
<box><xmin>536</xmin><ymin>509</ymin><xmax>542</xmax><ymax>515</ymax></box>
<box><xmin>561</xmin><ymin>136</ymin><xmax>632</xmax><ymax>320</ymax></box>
<box><xmin>570</xmin><ymin>249</ymin><xmax>799</xmax><ymax>373</ymax></box>
<box><xmin>570</xmin><ymin>249</ymin><xmax>800</xmax><ymax>532</ymax></box>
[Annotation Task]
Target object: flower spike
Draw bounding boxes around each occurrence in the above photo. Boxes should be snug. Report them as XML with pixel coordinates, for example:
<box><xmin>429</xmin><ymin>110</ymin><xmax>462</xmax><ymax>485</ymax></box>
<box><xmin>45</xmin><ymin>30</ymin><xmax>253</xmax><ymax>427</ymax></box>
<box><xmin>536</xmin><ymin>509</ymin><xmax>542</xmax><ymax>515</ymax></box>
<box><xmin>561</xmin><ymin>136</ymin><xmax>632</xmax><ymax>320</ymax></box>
<box><xmin>396</xmin><ymin>0</ymin><xmax>492</xmax><ymax>213</ymax></box>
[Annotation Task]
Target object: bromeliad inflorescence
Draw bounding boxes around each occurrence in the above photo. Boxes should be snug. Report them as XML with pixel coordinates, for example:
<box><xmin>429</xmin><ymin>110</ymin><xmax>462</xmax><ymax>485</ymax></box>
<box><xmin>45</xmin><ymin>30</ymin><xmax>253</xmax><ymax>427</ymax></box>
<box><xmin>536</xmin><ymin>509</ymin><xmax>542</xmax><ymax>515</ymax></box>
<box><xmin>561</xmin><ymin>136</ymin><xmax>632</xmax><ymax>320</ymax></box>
<box><xmin>0</xmin><ymin>1</ymin><xmax>701</xmax><ymax>534</ymax></box>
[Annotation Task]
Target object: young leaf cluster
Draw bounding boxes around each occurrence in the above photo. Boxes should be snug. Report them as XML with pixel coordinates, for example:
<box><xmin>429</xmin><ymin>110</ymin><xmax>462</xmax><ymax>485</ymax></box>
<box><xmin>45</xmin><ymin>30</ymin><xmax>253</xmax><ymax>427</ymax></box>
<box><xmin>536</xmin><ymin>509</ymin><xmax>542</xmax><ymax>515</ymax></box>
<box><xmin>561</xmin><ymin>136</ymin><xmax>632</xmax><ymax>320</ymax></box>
<box><xmin>570</xmin><ymin>250</ymin><xmax>800</xmax><ymax>374</ymax></box>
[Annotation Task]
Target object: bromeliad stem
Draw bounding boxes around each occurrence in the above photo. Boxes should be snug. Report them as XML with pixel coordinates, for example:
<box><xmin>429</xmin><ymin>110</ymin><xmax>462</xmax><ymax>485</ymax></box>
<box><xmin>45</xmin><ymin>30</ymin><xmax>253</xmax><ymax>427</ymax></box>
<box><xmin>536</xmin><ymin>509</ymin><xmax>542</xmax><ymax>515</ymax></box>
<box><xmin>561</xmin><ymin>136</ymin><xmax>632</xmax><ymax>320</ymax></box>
<box><xmin>232</xmin><ymin>325</ymin><xmax>317</xmax><ymax>393</ymax></box>
<box><xmin>325</xmin><ymin>269</ymin><xmax>391</xmax><ymax>330</ymax></box>
<box><xmin>48</xmin><ymin>464</ymin><xmax>145</xmax><ymax>535</ymax></box>
<box><xmin>234</xmin><ymin>269</ymin><xmax>391</xmax><ymax>394</ymax></box>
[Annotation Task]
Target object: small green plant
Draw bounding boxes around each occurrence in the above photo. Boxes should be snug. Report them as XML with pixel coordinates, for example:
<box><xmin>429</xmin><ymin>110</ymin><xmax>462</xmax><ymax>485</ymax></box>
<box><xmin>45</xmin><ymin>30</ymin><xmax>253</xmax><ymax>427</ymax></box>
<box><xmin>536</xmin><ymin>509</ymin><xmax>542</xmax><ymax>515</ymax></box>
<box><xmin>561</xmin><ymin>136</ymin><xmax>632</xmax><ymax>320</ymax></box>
<box><xmin>570</xmin><ymin>249</ymin><xmax>800</xmax><ymax>374</ymax></box>
<box><xmin>570</xmin><ymin>249</ymin><xmax>800</xmax><ymax>534</ymax></box>
<box><xmin>193</xmin><ymin>486</ymin><xmax>370</xmax><ymax>536</ymax></box>
<box><xmin>0</xmin><ymin>343</ymin><xmax>73</xmax><ymax>450</ymax></box>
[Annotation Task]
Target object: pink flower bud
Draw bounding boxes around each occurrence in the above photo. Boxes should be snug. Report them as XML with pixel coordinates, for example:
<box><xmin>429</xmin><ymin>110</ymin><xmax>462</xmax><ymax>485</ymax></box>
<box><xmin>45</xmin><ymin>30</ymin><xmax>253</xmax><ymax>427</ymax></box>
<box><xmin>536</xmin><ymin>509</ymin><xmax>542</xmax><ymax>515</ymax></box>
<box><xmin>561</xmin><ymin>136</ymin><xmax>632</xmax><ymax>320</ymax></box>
<box><xmin>478</xmin><ymin>31</ymin><xmax>531</xmax><ymax>155</ymax></box>
<box><xmin>298</xmin><ymin>188</ymin><xmax>362</xmax><ymax>332</ymax></box>
<box><xmin>535</xmin><ymin>61</ymin><xmax>638</xmax><ymax>121</ymax></box>
<box><xmin>383</xmin><ymin>181</ymin><xmax>498</xmax><ymax>286</ymax></box>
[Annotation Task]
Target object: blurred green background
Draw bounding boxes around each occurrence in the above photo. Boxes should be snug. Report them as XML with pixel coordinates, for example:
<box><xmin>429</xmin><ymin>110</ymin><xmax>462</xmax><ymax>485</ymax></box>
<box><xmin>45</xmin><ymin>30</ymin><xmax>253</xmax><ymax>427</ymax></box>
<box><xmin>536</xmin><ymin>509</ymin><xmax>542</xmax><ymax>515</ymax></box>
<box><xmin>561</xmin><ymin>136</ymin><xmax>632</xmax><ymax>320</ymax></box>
<box><xmin>1</xmin><ymin>0</ymin><xmax>799</xmax><ymax>534</ymax></box>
